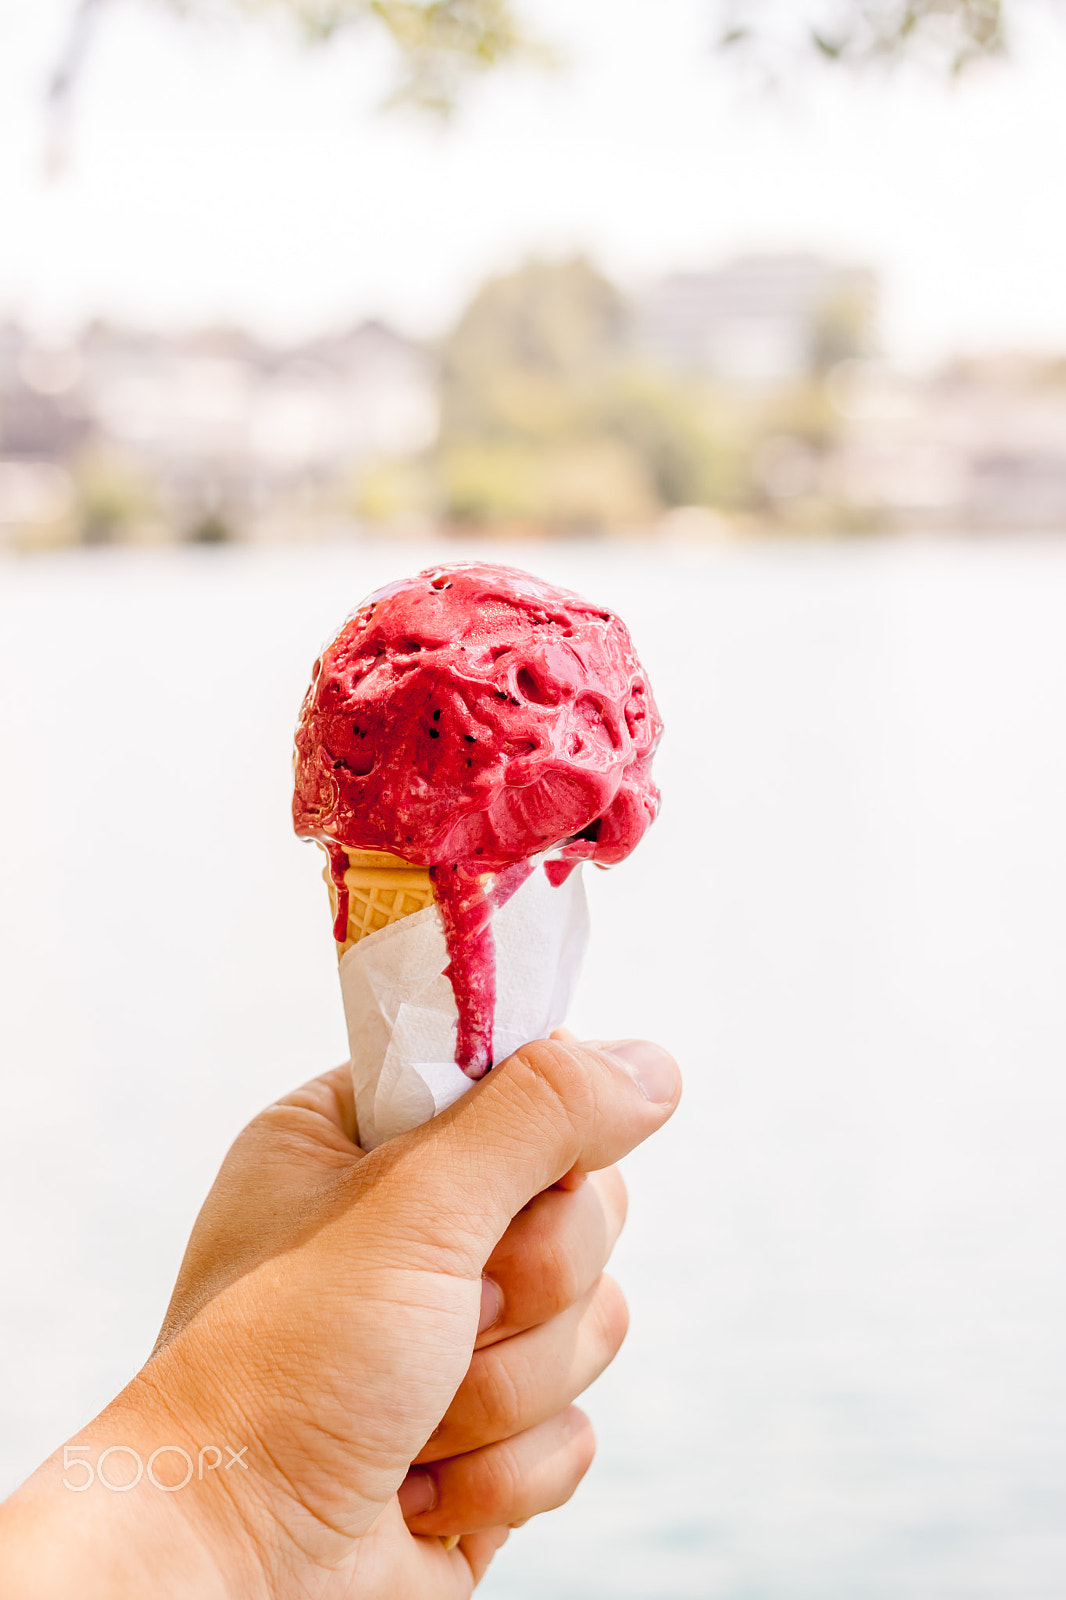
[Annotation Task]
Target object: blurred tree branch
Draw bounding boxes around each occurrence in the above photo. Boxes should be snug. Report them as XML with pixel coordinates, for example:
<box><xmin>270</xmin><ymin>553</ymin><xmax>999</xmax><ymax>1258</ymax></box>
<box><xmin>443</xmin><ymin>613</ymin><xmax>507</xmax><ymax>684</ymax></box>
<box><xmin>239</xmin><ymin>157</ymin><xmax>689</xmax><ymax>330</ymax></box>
<box><xmin>44</xmin><ymin>0</ymin><xmax>544</xmax><ymax>165</ymax></box>
<box><xmin>45</xmin><ymin>0</ymin><xmax>109</xmax><ymax>172</ymax></box>
<box><xmin>43</xmin><ymin>0</ymin><xmax>1032</xmax><ymax>174</ymax></box>
<box><xmin>194</xmin><ymin>0</ymin><xmax>548</xmax><ymax>111</ymax></box>
<box><xmin>717</xmin><ymin>1</ymin><xmax>1009</xmax><ymax>78</ymax></box>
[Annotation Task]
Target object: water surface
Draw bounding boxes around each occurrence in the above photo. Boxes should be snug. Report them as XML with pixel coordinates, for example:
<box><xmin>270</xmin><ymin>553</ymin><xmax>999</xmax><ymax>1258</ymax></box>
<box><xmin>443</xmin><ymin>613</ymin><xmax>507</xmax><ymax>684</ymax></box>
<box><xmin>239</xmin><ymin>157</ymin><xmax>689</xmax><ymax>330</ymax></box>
<box><xmin>1</xmin><ymin>537</ymin><xmax>1065</xmax><ymax>1597</ymax></box>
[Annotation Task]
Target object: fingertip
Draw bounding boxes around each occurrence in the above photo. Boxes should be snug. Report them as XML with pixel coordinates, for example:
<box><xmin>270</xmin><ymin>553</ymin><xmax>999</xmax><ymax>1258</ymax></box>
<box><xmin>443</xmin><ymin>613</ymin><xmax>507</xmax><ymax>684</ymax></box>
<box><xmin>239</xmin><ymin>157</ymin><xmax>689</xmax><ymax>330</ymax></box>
<box><xmin>599</xmin><ymin>1040</ymin><xmax>681</xmax><ymax>1108</ymax></box>
<box><xmin>550</xmin><ymin>1026</ymin><xmax>579</xmax><ymax>1043</ymax></box>
<box><xmin>565</xmin><ymin>1404</ymin><xmax>598</xmax><ymax>1475</ymax></box>
<box><xmin>478</xmin><ymin>1276</ymin><xmax>505</xmax><ymax>1334</ymax></box>
<box><xmin>398</xmin><ymin>1467</ymin><xmax>437</xmax><ymax>1518</ymax></box>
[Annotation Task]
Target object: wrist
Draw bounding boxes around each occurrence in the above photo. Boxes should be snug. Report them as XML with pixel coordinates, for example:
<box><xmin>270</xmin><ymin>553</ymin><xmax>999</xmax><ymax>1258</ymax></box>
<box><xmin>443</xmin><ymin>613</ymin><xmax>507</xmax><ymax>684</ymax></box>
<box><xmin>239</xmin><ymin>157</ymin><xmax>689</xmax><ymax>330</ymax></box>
<box><xmin>0</xmin><ymin>1373</ymin><xmax>272</xmax><ymax>1600</ymax></box>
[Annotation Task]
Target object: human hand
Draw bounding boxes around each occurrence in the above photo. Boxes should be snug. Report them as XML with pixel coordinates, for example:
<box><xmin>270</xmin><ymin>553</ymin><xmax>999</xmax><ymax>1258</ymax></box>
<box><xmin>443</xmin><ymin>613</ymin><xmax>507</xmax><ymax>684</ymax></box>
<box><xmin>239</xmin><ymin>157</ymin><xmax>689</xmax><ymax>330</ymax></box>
<box><xmin>1</xmin><ymin>1035</ymin><xmax>680</xmax><ymax>1599</ymax></box>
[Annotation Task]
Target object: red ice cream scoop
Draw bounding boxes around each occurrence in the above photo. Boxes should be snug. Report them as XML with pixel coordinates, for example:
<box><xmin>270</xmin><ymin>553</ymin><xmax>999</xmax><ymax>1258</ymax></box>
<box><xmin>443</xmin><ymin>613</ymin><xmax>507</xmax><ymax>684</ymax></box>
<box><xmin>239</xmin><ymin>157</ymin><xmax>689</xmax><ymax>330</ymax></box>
<box><xmin>293</xmin><ymin>562</ymin><xmax>663</xmax><ymax>1077</ymax></box>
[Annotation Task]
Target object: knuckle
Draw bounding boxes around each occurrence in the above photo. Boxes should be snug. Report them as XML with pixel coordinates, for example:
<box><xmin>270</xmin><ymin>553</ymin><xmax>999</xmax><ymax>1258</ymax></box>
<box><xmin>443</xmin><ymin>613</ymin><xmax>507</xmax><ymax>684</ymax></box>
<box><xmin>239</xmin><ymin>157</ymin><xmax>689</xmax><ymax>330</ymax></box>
<box><xmin>507</xmin><ymin>1041</ymin><xmax>598</xmax><ymax>1147</ymax></box>
<box><xmin>549</xmin><ymin>1417</ymin><xmax>597</xmax><ymax>1509</ymax></box>
<box><xmin>592</xmin><ymin>1272</ymin><xmax>630</xmax><ymax>1356</ymax></box>
<box><xmin>539</xmin><ymin>1231</ymin><xmax>584</xmax><ymax>1315</ymax></box>
<box><xmin>470</xmin><ymin>1348</ymin><xmax>524</xmax><ymax>1439</ymax></box>
<box><xmin>477</xmin><ymin>1436</ymin><xmax>526</xmax><ymax>1515</ymax></box>
<box><xmin>273</xmin><ymin>1072</ymin><xmax>340</xmax><ymax>1120</ymax></box>
<box><xmin>242</xmin><ymin>1102</ymin><xmax>326</xmax><ymax>1165</ymax></box>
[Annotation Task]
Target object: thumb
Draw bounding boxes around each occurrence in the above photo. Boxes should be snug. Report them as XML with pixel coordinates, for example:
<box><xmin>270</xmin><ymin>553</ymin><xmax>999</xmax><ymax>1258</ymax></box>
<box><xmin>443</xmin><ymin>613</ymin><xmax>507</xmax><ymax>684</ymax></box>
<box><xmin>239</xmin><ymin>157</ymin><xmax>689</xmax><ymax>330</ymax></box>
<box><xmin>360</xmin><ymin>1037</ymin><xmax>681</xmax><ymax>1274</ymax></box>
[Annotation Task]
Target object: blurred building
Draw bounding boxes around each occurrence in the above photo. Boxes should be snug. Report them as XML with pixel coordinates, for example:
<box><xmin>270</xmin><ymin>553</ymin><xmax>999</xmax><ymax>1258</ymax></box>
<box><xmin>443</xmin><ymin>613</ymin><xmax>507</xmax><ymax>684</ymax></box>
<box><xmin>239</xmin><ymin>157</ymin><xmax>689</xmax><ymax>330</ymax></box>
<box><xmin>635</xmin><ymin>253</ymin><xmax>877</xmax><ymax>385</ymax></box>
<box><xmin>8</xmin><ymin>262</ymin><xmax>1066</xmax><ymax>542</ymax></box>
<box><xmin>823</xmin><ymin>357</ymin><xmax>1066</xmax><ymax>532</ymax></box>
<box><xmin>0</xmin><ymin>321</ymin><xmax>90</xmax><ymax>458</ymax></box>
<box><xmin>0</xmin><ymin>318</ymin><xmax>437</xmax><ymax>544</ymax></box>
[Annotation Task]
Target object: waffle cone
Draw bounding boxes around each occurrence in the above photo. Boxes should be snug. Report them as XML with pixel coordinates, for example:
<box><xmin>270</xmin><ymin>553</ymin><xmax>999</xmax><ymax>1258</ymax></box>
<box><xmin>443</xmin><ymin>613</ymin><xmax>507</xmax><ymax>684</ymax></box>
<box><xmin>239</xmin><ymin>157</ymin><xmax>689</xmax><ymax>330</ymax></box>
<box><xmin>326</xmin><ymin>849</ymin><xmax>435</xmax><ymax>957</ymax></box>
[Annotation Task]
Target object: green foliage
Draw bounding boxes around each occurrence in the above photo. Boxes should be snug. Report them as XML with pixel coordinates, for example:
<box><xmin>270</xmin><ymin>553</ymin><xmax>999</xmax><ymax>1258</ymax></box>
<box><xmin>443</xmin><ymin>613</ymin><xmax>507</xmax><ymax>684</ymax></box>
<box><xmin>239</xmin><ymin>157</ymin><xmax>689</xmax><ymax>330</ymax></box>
<box><xmin>603</xmin><ymin>374</ymin><xmax>741</xmax><ymax>510</ymax></box>
<box><xmin>719</xmin><ymin>0</ymin><xmax>1007</xmax><ymax>77</ymax></box>
<box><xmin>188</xmin><ymin>511</ymin><xmax>234</xmax><ymax>543</ymax></box>
<box><xmin>810</xmin><ymin>279</ymin><xmax>878</xmax><ymax>372</ymax></box>
<box><xmin>132</xmin><ymin>0</ymin><xmax>1022</xmax><ymax>123</ymax></box>
<box><xmin>439</xmin><ymin>256</ymin><xmax>626</xmax><ymax>441</ymax></box>
<box><xmin>426</xmin><ymin>257</ymin><xmax>752</xmax><ymax>529</ymax></box>
<box><xmin>185</xmin><ymin>0</ymin><xmax>1014</xmax><ymax>88</ymax></box>
<box><xmin>74</xmin><ymin>448</ymin><xmax>158</xmax><ymax>544</ymax></box>
<box><xmin>354</xmin><ymin>454</ymin><xmax>435</xmax><ymax>521</ymax></box>
<box><xmin>166</xmin><ymin>0</ymin><xmax>542</xmax><ymax>111</ymax></box>
<box><xmin>438</xmin><ymin>437</ymin><xmax>657</xmax><ymax>530</ymax></box>
<box><xmin>371</xmin><ymin>0</ymin><xmax>546</xmax><ymax>111</ymax></box>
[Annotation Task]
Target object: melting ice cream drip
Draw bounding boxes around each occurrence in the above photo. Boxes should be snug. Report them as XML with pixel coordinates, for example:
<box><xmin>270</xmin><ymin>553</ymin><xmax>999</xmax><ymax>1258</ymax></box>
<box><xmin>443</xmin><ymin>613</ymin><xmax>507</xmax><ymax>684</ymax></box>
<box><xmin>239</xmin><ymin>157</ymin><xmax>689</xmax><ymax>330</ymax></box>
<box><xmin>430</xmin><ymin>859</ymin><xmax>535</xmax><ymax>1078</ymax></box>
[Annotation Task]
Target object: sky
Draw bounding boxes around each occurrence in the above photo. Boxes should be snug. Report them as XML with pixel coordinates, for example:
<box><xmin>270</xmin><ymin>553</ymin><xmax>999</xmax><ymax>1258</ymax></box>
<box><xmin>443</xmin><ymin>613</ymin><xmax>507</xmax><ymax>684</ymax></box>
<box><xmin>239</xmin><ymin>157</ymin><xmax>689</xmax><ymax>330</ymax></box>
<box><xmin>3</xmin><ymin>0</ymin><xmax>1066</xmax><ymax>363</ymax></box>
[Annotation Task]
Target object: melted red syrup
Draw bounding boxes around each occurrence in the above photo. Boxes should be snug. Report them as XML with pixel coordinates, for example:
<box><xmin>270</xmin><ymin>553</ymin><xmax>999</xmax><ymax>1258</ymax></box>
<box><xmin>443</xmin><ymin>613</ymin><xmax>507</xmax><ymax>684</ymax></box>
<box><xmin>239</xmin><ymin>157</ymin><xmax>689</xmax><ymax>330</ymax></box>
<box><xmin>544</xmin><ymin>857</ymin><xmax>577</xmax><ymax>888</ymax></box>
<box><xmin>430</xmin><ymin>859</ymin><xmax>535</xmax><ymax>1078</ymax></box>
<box><xmin>330</xmin><ymin>835</ymin><xmax>537</xmax><ymax>1078</ymax></box>
<box><xmin>326</xmin><ymin>842</ymin><xmax>351</xmax><ymax>943</ymax></box>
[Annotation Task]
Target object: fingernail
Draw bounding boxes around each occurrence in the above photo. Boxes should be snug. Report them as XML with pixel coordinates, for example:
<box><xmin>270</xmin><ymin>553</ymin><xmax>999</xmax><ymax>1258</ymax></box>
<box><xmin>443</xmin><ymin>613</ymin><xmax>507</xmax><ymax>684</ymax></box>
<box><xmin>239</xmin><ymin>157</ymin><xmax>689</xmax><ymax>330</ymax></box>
<box><xmin>398</xmin><ymin>1468</ymin><xmax>437</xmax><ymax>1517</ymax></box>
<box><xmin>604</xmin><ymin>1040</ymin><xmax>678</xmax><ymax>1105</ymax></box>
<box><xmin>478</xmin><ymin>1276</ymin><xmax>504</xmax><ymax>1333</ymax></box>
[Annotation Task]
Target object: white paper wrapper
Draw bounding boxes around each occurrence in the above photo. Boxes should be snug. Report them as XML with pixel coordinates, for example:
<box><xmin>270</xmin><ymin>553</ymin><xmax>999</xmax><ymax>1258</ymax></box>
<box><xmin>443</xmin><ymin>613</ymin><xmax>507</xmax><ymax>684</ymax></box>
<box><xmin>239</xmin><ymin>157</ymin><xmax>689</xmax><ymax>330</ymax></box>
<box><xmin>338</xmin><ymin>862</ymin><xmax>590</xmax><ymax>1150</ymax></box>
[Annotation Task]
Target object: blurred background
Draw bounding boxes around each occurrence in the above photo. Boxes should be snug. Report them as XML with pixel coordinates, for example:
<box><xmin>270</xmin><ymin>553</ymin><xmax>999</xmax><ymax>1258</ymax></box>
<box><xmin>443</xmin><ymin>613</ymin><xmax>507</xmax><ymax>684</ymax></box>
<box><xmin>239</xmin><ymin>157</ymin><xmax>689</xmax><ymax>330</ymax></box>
<box><xmin>3</xmin><ymin>2</ymin><xmax>1066</xmax><ymax>1596</ymax></box>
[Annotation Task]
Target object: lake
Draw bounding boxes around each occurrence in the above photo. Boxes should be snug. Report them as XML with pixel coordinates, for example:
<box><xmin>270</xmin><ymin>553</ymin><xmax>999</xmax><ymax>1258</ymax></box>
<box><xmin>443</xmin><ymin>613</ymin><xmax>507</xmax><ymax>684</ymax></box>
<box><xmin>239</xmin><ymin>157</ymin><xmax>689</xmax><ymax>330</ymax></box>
<box><xmin>2</xmin><ymin>535</ymin><xmax>1065</xmax><ymax>1598</ymax></box>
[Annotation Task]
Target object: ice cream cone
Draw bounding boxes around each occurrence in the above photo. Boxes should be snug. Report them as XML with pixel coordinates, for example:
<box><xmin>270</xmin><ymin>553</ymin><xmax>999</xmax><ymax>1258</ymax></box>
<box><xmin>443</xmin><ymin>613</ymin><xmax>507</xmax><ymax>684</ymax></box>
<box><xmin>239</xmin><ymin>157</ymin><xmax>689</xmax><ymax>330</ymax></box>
<box><xmin>325</xmin><ymin>849</ymin><xmax>436</xmax><ymax>957</ymax></box>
